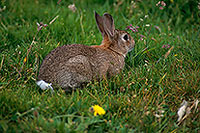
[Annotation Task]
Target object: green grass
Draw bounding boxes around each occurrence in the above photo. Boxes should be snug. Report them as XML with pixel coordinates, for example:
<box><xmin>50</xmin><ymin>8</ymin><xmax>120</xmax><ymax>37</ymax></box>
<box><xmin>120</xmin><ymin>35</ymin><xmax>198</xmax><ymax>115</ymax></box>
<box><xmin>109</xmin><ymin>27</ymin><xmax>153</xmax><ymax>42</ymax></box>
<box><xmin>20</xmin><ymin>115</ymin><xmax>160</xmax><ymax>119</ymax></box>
<box><xmin>0</xmin><ymin>0</ymin><xmax>200</xmax><ymax>132</ymax></box>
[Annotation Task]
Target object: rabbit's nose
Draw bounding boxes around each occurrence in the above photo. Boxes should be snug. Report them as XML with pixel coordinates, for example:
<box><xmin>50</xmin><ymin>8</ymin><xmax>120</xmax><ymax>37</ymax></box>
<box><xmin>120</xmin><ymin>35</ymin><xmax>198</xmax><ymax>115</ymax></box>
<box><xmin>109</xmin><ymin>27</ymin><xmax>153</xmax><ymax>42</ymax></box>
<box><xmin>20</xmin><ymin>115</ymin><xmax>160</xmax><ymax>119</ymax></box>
<box><xmin>128</xmin><ymin>40</ymin><xmax>135</xmax><ymax>52</ymax></box>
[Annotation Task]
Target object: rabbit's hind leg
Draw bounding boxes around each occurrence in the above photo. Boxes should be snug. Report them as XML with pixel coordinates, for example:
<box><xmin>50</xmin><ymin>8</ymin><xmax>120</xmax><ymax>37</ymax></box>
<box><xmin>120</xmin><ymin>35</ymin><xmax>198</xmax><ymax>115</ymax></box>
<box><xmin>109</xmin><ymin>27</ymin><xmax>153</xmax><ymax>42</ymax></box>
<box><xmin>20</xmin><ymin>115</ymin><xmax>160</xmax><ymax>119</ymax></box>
<box><xmin>58</xmin><ymin>71</ymin><xmax>89</xmax><ymax>89</ymax></box>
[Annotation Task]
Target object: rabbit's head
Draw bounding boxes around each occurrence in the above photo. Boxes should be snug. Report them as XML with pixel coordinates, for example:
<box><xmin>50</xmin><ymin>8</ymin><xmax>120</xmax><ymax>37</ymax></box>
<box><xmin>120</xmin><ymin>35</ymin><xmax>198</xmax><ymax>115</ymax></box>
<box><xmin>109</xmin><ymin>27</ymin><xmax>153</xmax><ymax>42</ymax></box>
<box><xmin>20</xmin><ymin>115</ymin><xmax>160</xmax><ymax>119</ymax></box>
<box><xmin>95</xmin><ymin>12</ymin><xmax>135</xmax><ymax>57</ymax></box>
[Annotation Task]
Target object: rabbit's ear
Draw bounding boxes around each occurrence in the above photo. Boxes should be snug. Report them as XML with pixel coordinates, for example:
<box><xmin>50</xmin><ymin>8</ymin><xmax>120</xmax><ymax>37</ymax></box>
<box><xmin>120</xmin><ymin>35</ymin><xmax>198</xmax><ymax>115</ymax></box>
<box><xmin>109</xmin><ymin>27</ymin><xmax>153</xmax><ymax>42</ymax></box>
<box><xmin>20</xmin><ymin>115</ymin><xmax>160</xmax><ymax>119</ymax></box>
<box><xmin>95</xmin><ymin>12</ymin><xmax>105</xmax><ymax>37</ymax></box>
<box><xmin>103</xmin><ymin>13</ymin><xmax>115</xmax><ymax>38</ymax></box>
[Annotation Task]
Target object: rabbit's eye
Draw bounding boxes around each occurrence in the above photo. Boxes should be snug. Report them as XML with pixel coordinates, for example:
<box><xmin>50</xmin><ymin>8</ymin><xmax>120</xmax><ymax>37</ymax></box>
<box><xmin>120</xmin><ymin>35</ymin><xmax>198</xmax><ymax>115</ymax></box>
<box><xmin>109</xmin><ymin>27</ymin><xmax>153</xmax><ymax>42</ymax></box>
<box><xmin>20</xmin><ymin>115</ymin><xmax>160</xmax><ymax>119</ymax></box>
<box><xmin>123</xmin><ymin>34</ymin><xmax>128</xmax><ymax>41</ymax></box>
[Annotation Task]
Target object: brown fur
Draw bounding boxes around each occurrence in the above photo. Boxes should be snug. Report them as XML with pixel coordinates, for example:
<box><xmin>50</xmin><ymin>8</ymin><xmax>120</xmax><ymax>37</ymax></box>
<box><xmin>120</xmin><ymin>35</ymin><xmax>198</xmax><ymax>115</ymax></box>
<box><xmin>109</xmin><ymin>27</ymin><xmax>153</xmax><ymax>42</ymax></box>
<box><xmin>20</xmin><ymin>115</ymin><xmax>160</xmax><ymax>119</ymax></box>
<box><xmin>38</xmin><ymin>12</ymin><xmax>135</xmax><ymax>89</ymax></box>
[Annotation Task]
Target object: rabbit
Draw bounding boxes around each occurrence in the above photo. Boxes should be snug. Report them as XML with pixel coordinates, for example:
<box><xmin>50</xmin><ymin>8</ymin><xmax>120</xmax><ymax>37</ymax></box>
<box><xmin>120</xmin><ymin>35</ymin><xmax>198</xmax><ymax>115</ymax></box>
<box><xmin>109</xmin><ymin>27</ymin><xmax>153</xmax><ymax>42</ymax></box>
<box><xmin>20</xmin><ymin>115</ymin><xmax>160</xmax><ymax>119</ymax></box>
<box><xmin>36</xmin><ymin>12</ymin><xmax>135</xmax><ymax>91</ymax></box>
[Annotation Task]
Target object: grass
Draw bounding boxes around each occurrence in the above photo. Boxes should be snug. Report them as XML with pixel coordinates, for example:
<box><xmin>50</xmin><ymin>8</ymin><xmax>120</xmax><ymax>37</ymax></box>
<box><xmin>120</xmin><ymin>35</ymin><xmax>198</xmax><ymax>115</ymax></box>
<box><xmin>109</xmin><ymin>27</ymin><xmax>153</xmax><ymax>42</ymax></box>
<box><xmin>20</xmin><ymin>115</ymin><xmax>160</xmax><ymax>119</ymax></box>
<box><xmin>0</xmin><ymin>0</ymin><xmax>200</xmax><ymax>132</ymax></box>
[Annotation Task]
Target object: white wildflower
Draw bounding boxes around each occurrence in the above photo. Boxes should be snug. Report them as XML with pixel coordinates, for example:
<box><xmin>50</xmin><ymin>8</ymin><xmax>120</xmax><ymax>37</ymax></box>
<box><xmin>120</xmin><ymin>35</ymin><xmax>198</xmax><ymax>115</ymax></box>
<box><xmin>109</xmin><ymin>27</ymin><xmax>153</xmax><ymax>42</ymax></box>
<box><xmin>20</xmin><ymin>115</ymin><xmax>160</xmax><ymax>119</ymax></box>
<box><xmin>68</xmin><ymin>4</ymin><xmax>76</xmax><ymax>12</ymax></box>
<box><xmin>145</xmin><ymin>24</ymin><xmax>150</xmax><ymax>27</ymax></box>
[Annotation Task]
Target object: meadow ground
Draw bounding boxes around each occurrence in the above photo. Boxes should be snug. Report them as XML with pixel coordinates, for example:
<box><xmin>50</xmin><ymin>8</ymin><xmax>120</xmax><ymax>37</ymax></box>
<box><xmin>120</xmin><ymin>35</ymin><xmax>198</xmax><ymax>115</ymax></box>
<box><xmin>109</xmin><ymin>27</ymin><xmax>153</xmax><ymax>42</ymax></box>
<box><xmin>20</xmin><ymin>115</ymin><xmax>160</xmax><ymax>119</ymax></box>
<box><xmin>0</xmin><ymin>0</ymin><xmax>200</xmax><ymax>132</ymax></box>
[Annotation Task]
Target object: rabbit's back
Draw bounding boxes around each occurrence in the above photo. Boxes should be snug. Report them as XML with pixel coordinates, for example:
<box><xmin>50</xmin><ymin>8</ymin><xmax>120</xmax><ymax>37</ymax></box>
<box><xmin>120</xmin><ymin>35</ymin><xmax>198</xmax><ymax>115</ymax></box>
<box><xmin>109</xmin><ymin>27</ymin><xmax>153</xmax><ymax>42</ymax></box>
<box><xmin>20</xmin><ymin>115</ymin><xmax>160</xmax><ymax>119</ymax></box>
<box><xmin>41</xmin><ymin>44</ymin><xmax>96</xmax><ymax>66</ymax></box>
<box><xmin>38</xmin><ymin>44</ymin><xmax>115</xmax><ymax>89</ymax></box>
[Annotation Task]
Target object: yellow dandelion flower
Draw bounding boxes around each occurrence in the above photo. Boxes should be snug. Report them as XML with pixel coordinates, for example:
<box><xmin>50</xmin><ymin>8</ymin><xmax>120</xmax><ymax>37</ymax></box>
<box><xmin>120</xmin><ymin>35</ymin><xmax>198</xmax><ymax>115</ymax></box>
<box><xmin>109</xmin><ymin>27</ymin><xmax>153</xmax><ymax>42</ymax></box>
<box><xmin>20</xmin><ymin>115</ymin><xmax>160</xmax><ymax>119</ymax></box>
<box><xmin>23</xmin><ymin>57</ymin><xmax>27</xmax><ymax>63</ymax></box>
<box><xmin>90</xmin><ymin>105</ymin><xmax>106</xmax><ymax>116</ymax></box>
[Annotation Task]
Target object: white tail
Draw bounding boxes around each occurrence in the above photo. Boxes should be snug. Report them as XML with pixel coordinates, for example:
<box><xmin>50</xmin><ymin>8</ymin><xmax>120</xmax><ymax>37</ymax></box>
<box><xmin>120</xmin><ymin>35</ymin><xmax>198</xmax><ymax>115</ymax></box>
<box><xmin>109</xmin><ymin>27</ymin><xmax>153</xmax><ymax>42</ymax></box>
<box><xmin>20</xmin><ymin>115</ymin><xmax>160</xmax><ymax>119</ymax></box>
<box><xmin>36</xmin><ymin>80</ymin><xmax>54</xmax><ymax>91</ymax></box>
